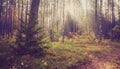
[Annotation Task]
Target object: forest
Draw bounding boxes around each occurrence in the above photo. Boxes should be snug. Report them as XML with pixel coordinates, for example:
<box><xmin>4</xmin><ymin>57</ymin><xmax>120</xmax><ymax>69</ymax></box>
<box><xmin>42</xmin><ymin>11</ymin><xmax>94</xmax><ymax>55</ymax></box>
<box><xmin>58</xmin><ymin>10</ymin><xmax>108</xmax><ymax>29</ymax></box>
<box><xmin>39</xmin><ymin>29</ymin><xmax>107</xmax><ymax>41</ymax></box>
<box><xmin>0</xmin><ymin>0</ymin><xmax>120</xmax><ymax>69</ymax></box>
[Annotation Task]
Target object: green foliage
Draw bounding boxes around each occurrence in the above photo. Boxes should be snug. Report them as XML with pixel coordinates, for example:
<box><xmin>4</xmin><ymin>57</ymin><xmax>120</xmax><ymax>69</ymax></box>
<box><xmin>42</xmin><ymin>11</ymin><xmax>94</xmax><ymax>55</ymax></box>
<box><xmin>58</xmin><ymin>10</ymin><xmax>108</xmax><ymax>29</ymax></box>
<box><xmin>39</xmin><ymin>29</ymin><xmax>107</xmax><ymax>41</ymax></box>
<box><xmin>112</xmin><ymin>25</ymin><xmax>120</xmax><ymax>31</ymax></box>
<box><xmin>48</xmin><ymin>21</ymin><xmax>61</xmax><ymax>42</ymax></box>
<box><xmin>49</xmin><ymin>28</ymin><xmax>60</xmax><ymax>42</ymax></box>
<box><xmin>112</xmin><ymin>25</ymin><xmax>120</xmax><ymax>40</ymax></box>
<box><xmin>2</xmin><ymin>20</ymin><xmax>49</xmax><ymax>69</ymax></box>
<box><xmin>0</xmin><ymin>37</ymin><xmax>17</xmax><ymax>69</ymax></box>
<box><xmin>10</xmin><ymin>20</ymin><xmax>48</xmax><ymax>57</ymax></box>
<box><xmin>34</xmin><ymin>41</ymin><xmax>90</xmax><ymax>69</ymax></box>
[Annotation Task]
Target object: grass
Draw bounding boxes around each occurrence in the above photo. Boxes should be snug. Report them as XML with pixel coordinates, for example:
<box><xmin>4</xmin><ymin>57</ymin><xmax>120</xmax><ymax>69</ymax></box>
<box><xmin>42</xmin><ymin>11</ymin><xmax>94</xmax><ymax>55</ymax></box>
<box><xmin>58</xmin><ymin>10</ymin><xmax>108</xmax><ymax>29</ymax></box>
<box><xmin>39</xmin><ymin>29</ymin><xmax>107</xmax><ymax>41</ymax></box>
<box><xmin>0</xmin><ymin>35</ymin><xmax>119</xmax><ymax>69</ymax></box>
<box><xmin>34</xmin><ymin>36</ymin><xmax>120</xmax><ymax>69</ymax></box>
<box><xmin>35</xmin><ymin>40</ymin><xmax>90</xmax><ymax>69</ymax></box>
<box><xmin>35</xmin><ymin>37</ymin><xmax>108</xmax><ymax>69</ymax></box>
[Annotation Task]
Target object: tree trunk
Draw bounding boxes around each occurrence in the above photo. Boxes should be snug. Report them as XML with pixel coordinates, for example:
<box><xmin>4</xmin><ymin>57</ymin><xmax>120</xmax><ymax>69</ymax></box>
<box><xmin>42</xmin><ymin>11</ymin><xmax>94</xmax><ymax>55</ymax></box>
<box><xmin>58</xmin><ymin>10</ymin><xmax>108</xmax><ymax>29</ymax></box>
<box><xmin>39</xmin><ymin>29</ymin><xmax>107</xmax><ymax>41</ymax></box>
<box><xmin>29</xmin><ymin>0</ymin><xmax>40</xmax><ymax>25</ymax></box>
<box><xmin>118</xmin><ymin>0</ymin><xmax>120</xmax><ymax>22</ymax></box>
<box><xmin>0</xmin><ymin>0</ymin><xmax>2</xmax><ymax>36</ymax></box>
<box><xmin>21</xmin><ymin>0</ymin><xmax>24</xmax><ymax>27</ymax></box>
<box><xmin>111</xmin><ymin>0</ymin><xmax>115</xmax><ymax>26</ymax></box>
<box><xmin>0</xmin><ymin>0</ymin><xmax>2</xmax><ymax>19</ymax></box>
<box><xmin>98</xmin><ymin>0</ymin><xmax>103</xmax><ymax>43</ymax></box>
<box><xmin>94</xmin><ymin>0</ymin><xmax>98</xmax><ymax>37</ymax></box>
<box><xmin>62</xmin><ymin>0</ymin><xmax>65</xmax><ymax>42</ymax></box>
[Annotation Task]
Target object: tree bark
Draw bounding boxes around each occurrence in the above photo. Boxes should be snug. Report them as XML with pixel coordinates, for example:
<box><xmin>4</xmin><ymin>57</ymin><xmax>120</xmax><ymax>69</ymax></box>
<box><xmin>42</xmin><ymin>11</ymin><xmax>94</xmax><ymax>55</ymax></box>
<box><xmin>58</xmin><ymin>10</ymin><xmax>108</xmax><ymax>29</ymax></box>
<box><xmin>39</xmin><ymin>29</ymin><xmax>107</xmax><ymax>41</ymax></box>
<box><xmin>94</xmin><ymin>0</ymin><xmax>98</xmax><ymax>37</ymax></box>
<box><xmin>29</xmin><ymin>0</ymin><xmax>40</xmax><ymax>24</ymax></box>
<box><xmin>118</xmin><ymin>0</ymin><xmax>120</xmax><ymax>22</ymax></box>
<box><xmin>62</xmin><ymin>0</ymin><xmax>65</xmax><ymax>42</ymax></box>
<box><xmin>0</xmin><ymin>0</ymin><xmax>2</xmax><ymax>19</ymax></box>
<box><xmin>111</xmin><ymin>0</ymin><xmax>115</xmax><ymax>26</ymax></box>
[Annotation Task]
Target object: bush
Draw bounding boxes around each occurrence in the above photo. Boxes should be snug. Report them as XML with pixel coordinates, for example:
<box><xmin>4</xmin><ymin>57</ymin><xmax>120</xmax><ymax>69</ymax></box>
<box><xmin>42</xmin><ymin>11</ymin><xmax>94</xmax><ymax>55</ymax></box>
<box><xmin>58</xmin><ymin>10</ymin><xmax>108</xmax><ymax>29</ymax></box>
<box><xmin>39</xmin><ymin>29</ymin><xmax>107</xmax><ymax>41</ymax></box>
<box><xmin>0</xmin><ymin>38</ymin><xmax>14</xmax><ymax>69</ymax></box>
<box><xmin>112</xmin><ymin>25</ymin><xmax>120</xmax><ymax>40</ymax></box>
<box><xmin>0</xmin><ymin>21</ymin><xmax>49</xmax><ymax>68</ymax></box>
<box><xmin>10</xmin><ymin>20</ymin><xmax>48</xmax><ymax>57</ymax></box>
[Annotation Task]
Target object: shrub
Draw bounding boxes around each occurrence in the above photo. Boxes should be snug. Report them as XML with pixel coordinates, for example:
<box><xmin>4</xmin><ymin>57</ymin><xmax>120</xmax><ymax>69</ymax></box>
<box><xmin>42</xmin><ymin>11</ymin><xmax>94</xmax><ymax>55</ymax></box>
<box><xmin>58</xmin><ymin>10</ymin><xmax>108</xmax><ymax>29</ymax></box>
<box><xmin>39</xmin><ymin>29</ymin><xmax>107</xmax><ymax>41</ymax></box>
<box><xmin>112</xmin><ymin>25</ymin><xmax>120</xmax><ymax>40</ymax></box>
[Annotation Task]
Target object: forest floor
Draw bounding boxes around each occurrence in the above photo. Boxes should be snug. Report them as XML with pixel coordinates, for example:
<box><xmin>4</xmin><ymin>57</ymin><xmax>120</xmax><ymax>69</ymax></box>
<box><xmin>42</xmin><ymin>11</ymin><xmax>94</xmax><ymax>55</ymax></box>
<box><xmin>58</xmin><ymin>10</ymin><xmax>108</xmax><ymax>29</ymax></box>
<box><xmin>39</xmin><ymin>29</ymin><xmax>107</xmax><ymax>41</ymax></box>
<box><xmin>70</xmin><ymin>42</ymin><xmax>120</xmax><ymax>69</ymax></box>
<box><xmin>44</xmin><ymin>36</ymin><xmax>120</xmax><ymax>69</ymax></box>
<box><xmin>0</xmin><ymin>35</ymin><xmax>120</xmax><ymax>69</ymax></box>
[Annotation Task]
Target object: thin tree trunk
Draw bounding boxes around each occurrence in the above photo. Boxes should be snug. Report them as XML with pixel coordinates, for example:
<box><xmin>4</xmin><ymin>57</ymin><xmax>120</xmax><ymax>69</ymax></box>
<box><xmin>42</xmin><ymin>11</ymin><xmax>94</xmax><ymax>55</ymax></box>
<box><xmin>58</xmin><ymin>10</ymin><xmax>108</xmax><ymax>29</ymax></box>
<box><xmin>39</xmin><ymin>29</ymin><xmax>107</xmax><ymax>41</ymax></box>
<box><xmin>62</xmin><ymin>0</ymin><xmax>65</xmax><ymax>42</ymax></box>
<box><xmin>99</xmin><ymin>0</ymin><xmax>103</xmax><ymax>43</ymax></box>
<box><xmin>111</xmin><ymin>0</ymin><xmax>115</xmax><ymax>25</ymax></box>
<box><xmin>94</xmin><ymin>0</ymin><xmax>98</xmax><ymax>37</ymax></box>
<box><xmin>0</xmin><ymin>0</ymin><xmax>2</xmax><ymax>36</ymax></box>
<box><xmin>21</xmin><ymin>0</ymin><xmax>24</xmax><ymax>28</ymax></box>
<box><xmin>118</xmin><ymin>0</ymin><xmax>120</xmax><ymax>22</ymax></box>
<box><xmin>25</xmin><ymin>0</ymin><xmax>28</xmax><ymax>23</ymax></box>
<box><xmin>0</xmin><ymin>0</ymin><xmax>2</xmax><ymax>19</ymax></box>
<box><xmin>17</xmin><ymin>0</ymin><xmax>20</xmax><ymax>28</ymax></box>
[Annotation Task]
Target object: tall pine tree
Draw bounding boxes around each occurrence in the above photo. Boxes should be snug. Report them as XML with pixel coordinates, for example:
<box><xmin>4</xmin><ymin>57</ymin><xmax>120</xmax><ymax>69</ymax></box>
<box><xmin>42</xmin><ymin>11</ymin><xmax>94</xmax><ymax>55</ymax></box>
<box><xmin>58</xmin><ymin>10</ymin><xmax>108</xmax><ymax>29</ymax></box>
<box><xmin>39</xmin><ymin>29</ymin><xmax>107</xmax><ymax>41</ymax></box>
<box><xmin>11</xmin><ymin>0</ymin><xmax>47</xmax><ymax>57</ymax></box>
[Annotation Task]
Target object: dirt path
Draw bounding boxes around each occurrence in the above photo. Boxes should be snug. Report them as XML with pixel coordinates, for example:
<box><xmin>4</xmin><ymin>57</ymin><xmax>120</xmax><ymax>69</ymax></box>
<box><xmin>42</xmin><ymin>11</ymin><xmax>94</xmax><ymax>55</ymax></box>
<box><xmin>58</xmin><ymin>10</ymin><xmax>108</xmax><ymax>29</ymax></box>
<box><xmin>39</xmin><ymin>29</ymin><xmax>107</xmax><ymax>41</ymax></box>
<box><xmin>89</xmin><ymin>47</ymin><xmax>120</xmax><ymax>69</ymax></box>
<box><xmin>69</xmin><ymin>43</ymin><xmax>120</xmax><ymax>69</ymax></box>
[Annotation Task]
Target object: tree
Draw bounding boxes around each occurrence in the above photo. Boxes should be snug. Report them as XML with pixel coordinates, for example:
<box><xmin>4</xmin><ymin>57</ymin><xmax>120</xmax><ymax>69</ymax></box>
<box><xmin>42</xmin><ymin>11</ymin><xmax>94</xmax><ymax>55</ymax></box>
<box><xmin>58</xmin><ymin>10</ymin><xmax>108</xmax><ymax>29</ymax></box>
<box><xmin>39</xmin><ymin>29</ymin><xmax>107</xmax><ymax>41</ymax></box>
<box><xmin>62</xmin><ymin>0</ymin><xmax>65</xmax><ymax>42</ymax></box>
<box><xmin>0</xmin><ymin>0</ymin><xmax>2</xmax><ymax>19</ymax></box>
<box><xmin>94</xmin><ymin>0</ymin><xmax>98</xmax><ymax>37</ymax></box>
<box><xmin>99</xmin><ymin>0</ymin><xmax>103</xmax><ymax>42</ymax></box>
<box><xmin>0</xmin><ymin>0</ymin><xmax>3</xmax><ymax>36</ymax></box>
<box><xmin>118</xmin><ymin>0</ymin><xmax>120</xmax><ymax>22</ymax></box>
<box><xmin>29</xmin><ymin>0</ymin><xmax>40</xmax><ymax>25</ymax></box>
<box><xmin>11</xmin><ymin>0</ymin><xmax>48</xmax><ymax>57</ymax></box>
<box><xmin>111</xmin><ymin>0</ymin><xmax>115</xmax><ymax>26</ymax></box>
